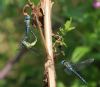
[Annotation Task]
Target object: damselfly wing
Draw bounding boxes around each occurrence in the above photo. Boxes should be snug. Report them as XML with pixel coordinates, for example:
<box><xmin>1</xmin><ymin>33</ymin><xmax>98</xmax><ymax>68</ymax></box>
<box><xmin>73</xmin><ymin>58</ymin><xmax>94</xmax><ymax>70</ymax></box>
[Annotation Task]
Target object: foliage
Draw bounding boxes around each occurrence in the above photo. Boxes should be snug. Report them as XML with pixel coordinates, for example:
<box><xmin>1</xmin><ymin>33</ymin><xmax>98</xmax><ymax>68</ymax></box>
<box><xmin>0</xmin><ymin>0</ymin><xmax>100</xmax><ymax>87</ymax></box>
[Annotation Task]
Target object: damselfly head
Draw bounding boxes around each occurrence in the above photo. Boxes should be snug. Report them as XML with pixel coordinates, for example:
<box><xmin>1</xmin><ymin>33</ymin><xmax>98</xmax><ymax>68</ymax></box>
<box><xmin>61</xmin><ymin>60</ymin><xmax>66</xmax><ymax>65</ymax></box>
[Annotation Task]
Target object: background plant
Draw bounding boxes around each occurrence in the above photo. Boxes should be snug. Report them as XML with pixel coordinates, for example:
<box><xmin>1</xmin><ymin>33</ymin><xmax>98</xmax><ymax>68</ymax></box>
<box><xmin>0</xmin><ymin>0</ymin><xmax>100</xmax><ymax>87</ymax></box>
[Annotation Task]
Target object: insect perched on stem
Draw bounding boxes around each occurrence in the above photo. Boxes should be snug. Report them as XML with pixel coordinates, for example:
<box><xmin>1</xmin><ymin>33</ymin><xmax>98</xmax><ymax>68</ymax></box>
<box><xmin>61</xmin><ymin>58</ymin><xmax>94</xmax><ymax>84</ymax></box>
<box><xmin>22</xmin><ymin>14</ymin><xmax>37</xmax><ymax>49</ymax></box>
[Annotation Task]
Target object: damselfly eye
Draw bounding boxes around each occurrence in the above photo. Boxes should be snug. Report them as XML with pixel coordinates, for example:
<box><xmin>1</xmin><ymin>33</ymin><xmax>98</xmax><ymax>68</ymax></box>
<box><xmin>61</xmin><ymin>60</ymin><xmax>66</xmax><ymax>65</ymax></box>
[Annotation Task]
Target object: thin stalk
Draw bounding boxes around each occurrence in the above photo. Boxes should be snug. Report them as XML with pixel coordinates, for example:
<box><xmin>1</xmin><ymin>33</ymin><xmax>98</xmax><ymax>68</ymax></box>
<box><xmin>42</xmin><ymin>0</ymin><xmax>56</xmax><ymax>87</ymax></box>
<box><xmin>0</xmin><ymin>47</ymin><xmax>27</xmax><ymax>79</ymax></box>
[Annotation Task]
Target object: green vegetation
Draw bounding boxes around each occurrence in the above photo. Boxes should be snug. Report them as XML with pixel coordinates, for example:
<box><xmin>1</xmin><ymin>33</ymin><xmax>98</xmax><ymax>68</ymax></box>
<box><xmin>0</xmin><ymin>0</ymin><xmax>100</xmax><ymax>87</ymax></box>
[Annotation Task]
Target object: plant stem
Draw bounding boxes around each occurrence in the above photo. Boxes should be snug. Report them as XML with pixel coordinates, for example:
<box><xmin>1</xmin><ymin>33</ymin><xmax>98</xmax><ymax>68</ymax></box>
<box><xmin>0</xmin><ymin>47</ymin><xmax>27</xmax><ymax>79</ymax></box>
<box><xmin>42</xmin><ymin>0</ymin><xmax>56</xmax><ymax>87</ymax></box>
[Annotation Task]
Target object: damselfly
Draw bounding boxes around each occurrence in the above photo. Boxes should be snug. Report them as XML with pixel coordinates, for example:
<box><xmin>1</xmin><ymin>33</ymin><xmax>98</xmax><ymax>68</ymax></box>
<box><xmin>22</xmin><ymin>15</ymin><xmax>37</xmax><ymax>49</ymax></box>
<box><xmin>61</xmin><ymin>58</ymin><xmax>94</xmax><ymax>84</ymax></box>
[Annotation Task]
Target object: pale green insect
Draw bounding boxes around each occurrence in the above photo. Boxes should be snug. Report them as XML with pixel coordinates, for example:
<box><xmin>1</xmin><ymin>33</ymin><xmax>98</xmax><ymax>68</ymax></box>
<box><xmin>22</xmin><ymin>31</ymin><xmax>37</xmax><ymax>49</ymax></box>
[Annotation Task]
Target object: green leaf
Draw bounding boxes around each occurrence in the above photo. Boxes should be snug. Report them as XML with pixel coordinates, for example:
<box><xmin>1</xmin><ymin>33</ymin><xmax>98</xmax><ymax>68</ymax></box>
<box><xmin>71</xmin><ymin>46</ymin><xmax>91</xmax><ymax>63</ymax></box>
<box><xmin>59</xmin><ymin>18</ymin><xmax>75</xmax><ymax>36</ymax></box>
<box><xmin>57</xmin><ymin>81</ymin><xmax>65</xmax><ymax>87</ymax></box>
<box><xmin>64</xmin><ymin>18</ymin><xmax>75</xmax><ymax>32</ymax></box>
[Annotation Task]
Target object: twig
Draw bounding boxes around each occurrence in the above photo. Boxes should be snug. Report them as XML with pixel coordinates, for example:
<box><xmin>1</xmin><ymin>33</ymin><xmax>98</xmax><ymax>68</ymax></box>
<box><xmin>0</xmin><ymin>47</ymin><xmax>27</xmax><ymax>79</ymax></box>
<box><xmin>42</xmin><ymin>0</ymin><xmax>56</xmax><ymax>87</ymax></box>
